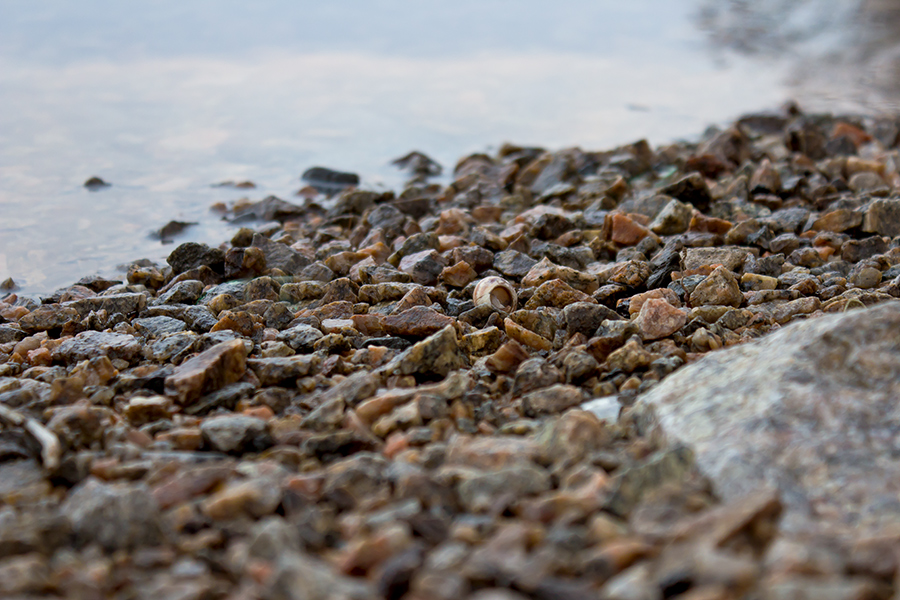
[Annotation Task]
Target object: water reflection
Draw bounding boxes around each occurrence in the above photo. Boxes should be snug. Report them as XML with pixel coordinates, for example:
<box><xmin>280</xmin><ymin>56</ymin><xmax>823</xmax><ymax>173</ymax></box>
<box><xmin>697</xmin><ymin>0</ymin><xmax>900</xmax><ymax>113</ymax></box>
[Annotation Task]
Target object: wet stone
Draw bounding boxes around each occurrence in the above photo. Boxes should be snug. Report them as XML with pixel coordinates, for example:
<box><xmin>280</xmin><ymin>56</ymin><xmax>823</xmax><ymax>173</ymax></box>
<box><xmin>383</xmin><ymin>306</ymin><xmax>454</xmax><ymax>337</ymax></box>
<box><xmin>167</xmin><ymin>242</ymin><xmax>225</xmax><ymax>275</ymax></box>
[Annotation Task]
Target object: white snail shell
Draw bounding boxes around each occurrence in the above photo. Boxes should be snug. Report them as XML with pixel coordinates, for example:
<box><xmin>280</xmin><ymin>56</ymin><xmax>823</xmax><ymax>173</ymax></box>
<box><xmin>473</xmin><ymin>276</ymin><xmax>517</xmax><ymax>312</ymax></box>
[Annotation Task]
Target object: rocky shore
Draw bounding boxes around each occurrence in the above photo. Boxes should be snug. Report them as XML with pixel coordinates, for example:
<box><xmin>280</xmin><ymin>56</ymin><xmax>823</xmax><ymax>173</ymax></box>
<box><xmin>3</xmin><ymin>104</ymin><xmax>900</xmax><ymax>599</ymax></box>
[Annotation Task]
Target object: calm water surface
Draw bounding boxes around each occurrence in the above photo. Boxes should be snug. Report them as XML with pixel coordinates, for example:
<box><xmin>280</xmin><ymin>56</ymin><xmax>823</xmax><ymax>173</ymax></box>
<box><xmin>1</xmin><ymin>0</ymin><xmax>896</xmax><ymax>294</ymax></box>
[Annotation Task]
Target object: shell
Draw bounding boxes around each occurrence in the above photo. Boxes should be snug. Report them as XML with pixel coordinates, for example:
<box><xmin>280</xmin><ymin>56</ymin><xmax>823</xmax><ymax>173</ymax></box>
<box><xmin>473</xmin><ymin>276</ymin><xmax>517</xmax><ymax>312</ymax></box>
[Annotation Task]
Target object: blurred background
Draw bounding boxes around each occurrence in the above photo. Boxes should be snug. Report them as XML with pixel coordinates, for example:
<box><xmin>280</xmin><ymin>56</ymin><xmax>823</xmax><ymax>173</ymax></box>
<box><xmin>2</xmin><ymin>0</ymin><xmax>899</xmax><ymax>294</ymax></box>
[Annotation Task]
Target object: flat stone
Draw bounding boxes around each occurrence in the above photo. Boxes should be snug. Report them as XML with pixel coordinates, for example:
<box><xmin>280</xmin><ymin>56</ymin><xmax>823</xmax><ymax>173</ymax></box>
<box><xmin>562</xmin><ymin>302</ymin><xmax>621</xmax><ymax>337</ymax></box>
<box><xmin>521</xmin><ymin>384</ymin><xmax>584</xmax><ymax>417</ymax></box>
<box><xmin>522</xmin><ymin>257</ymin><xmax>599</xmax><ymax>294</ymax></box>
<box><xmin>277</xmin><ymin>324</ymin><xmax>324</xmax><ymax>351</ymax></box>
<box><xmin>61</xmin><ymin>479</ymin><xmax>167</xmax><ymax>551</ymax></box>
<box><xmin>383</xmin><ymin>306</ymin><xmax>454</xmax><ymax>337</ymax></box>
<box><xmin>493</xmin><ymin>250</ymin><xmax>538</xmax><ymax>279</ymax></box>
<box><xmin>635</xmin><ymin>302</ymin><xmax>900</xmax><ymax>533</ymax></box>
<box><xmin>247</xmin><ymin>355</ymin><xmax>319</xmax><ymax>386</ymax></box>
<box><xmin>17</xmin><ymin>306</ymin><xmax>78</xmax><ymax>333</ymax></box>
<box><xmin>200</xmin><ymin>415</ymin><xmax>274</xmax><ymax>454</ymax></box>
<box><xmin>524</xmin><ymin>279</ymin><xmax>594</xmax><ymax>310</ymax></box>
<box><xmin>682</xmin><ymin>247</ymin><xmax>752</xmax><ymax>272</ymax></box>
<box><xmin>164</xmin><ymin>339</ymin><xmax>248</xmax><ymax>405</ymax></box>
<box><xmin>155</xmin><ymin>280</ymin><xmax>204</xmax><ymax>305</ymax></box>
<box><xmin>398</xmin><ymin>249</ymin><xmax>446</xmax><ymax>286</ymax></box>
<box><xmin>52</xmin><ymin>331</ymin><xmax>141</xmax><ymax>364</ymax></box>
<box><xmin>132</xmin><ymin>316</ymin><xmax>188</xmax><ymax>338</ymax></box>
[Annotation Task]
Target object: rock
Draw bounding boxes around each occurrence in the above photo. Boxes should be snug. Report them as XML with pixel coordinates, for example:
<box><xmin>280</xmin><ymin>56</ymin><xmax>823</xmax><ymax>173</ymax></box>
<box><xmin>689</xmin><ymin>266</ymin><xmax>743</xmax><ymax>307</ymax></box>
<box><xmin>610</xmin><ymin>213</ymin><xmax>651</xmax><ymax>246</ymax></box>
<box><xmin>383</xmin><ymin>306</ymin><xmax>454</xmax><ymax>337</ymax></box>
<box><xmin>660</xmin><ymin>173</ymin><xmax>712</xmax><ymax>211</ymax></box>
<box><xmin>563</xmin><ymin>302</ymin><xmax>621</xmax><ymax>337</ymax></box>
<box><xmin>252</xmin><ymin>233</ymin><xmax>310</xmax><ymax>274</ymax></box>
<box><xmin>132</xmin><ymin>316</ymin><xmax>188</xmax><ymax>338</ymax></box>
<box><xmin>398</xmin><ymin>249</ymin><xmax>446</xmax><ymax>286</ymax></box>
<box><xmin>385</xmin><ymin>325</ymin><xmax>462</xmax><ymax>378</ymax></box>
<box><xmin>650</xmin><ymin>198</ymin><xmax>694</xmax><ymax>235</ymax></box>
<box><xmin>278</xmin><ymin>323</ymin><xmax>325</xmax><ymax>351</ymax></box>
<box><xmin>494</xmin><ymin>250</ymin><xmax>538</xmax><ymax>279</ymax></box>
<box><xmin>164</xmin><ymin>339</ymin><xmax>248</xmax><ymax>405</ymax></box>
<box><xmin>635</xmin><ymin>302</ymin><xmax>900</xmax><ymax>533</ymax></box>
<box><xmin>61</xmin><ymin>478</ymin><xmax>167</xmax><ymax>551</ymax></box>
<box><xmin>521</xmin><ymin>384</ymin><xmax>584</xmax><ymax>417</ymax></box>
<box><xmin>457</xmin><ymin>465</ymin><xmax>551</xmax><ymax>513</ymax></box>
<box><xmin>635</xmin><ymin>298</ymin><xmax>687</xmax><ymax>341</ymax></box>
<box><xmin>511</xmin><ymin>358</ymin><xmax>562</xmax><ymax>396</ymax></box>
<box><xmin>863</xmin><ymin>198</ymin><xmax>900</xmax><ymax>237</ymax></box>
<box><xmin>524</xmin><ymin>279</ymin><xmax>594</xmax><ymax>310</ymax></box>
<box><xmin>18</xmin><ymin>305</ymin><xmax>78</xmax><ymax>333</ymax></box>
<box><xmin>53</xmin><ymin>331</ymin><xmax>141</xmax><ymax>363</ymax></box>
<box><xmin>248</xmin><ymin>355</ymin><xmax>319</xmax><ymax>385</ymax></box>
<box><xmin>522</xmin><ymin>257</ymin><xmax>599</xmax><ymax>294</ymax></box>
<box><xmin>155</xmin><ymin>280</ymin><xmax>204</xmax><ymax>304</ymax></box>
<box><xmin>167</xmin><ymin>242</ymin><xmax>224</xmax><ymax>275</ymax></box>
<box><xmin>301</xmin><ymin>165</ymin><xmax>360</xmax><ymax>193</ymax></box>
<box><xmin>682</xmin><ymin>247</ymin><xmax>752</xmax><ymax>272</ymax></box>
<box><xmin>200</xmin><ymin>415</ymin><xmax>274</xmax><ymax>454</ymax></box>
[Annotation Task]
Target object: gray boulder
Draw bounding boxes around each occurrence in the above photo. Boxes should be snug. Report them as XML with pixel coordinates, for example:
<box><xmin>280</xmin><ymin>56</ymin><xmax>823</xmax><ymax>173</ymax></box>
<box><xmin>636</xmin><ymin>301</ymin><xmax>900</xmax><ymax>534</ymax></box>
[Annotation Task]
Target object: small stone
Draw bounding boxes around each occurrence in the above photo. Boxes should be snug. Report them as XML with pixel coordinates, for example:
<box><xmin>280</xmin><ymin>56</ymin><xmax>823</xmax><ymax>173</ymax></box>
<box><xmin>124</xmin><ymin>395</ymin><xmax>172</xmax><ymax>426</ymax></box>
<box><xmin>512</xmin><ymin>358</ymin><xmax>562</xmax><ymax>396</ymax></box>
<box><xmin>689</xmin><ymin>266</ymin><xmax>743</xmax><ymax>307</ymax></box>
<box><xmin>493</xmin><ymin>249</ymin><xmax>538</xmax><ymax>279</ymax></box>
<box><xmin>740</xmin><ymin>273</ymin><xmax>778</xmax><ymax>291</ymax></box>
<box><xmin>524</xmin><ymin>279</ymin><xmax>594</xmax><ymax>310</ymax></box>
<box><xmin>385</xmin><ymin>325</ymin><xmax>463</xmax><ymax>378</ymax></box>
<box><xmin>649</xmin><ymin>198</ymin><xmax>694</xmax><ymax>235</ymax></box>
<box><xmin>563</xmin><ymin>302</ymin><xmax>622</xmax><ymax>337</ymax></box>
<box><xmin>810</xmin><ymin>209</ymin><xmax>863</xmax><ymax>233</ymax></box>
<box><xmin>383</xmin><ymin>306</ymin><xmax>454</xmax><ymax>337</ymax></box>
<box><xmin>660</xmin><ymin>172</ymin><xmax>712</xmax><ymax>211</ymax></box>
<box><xmin>167</xmin><ymin>242</ymin><xmax>225</xmax><ymax>275</ymax></box>
<box><xmin>522</xmin><ymin>257</ymin><xmax>599</xmax><ymax>293</ymax></box>
<box><xmin>606</xmin><ymin>337</ymin><xmax>655</xmax><ymax>373</ymax></box>
<box><xmin>504</xmin><ymin>318</ymin><xmax>553</xmax><ymax>352</ymax></box>
<box><xmin>18</xmin><ymin>306</ymin><xmax>78</xmax><ymax>333</ymax></box>
<box><xmin>863</xmin><ymin>198</ymin><xmax>900</xmax><ymax>237</ymax></box>
<box><xmin>440</xmin><ymin>261</ymin><xmax>477</xmax><ymax>288</ymax></box>
<box><xmin>850</xmin><ymin>266</ymin><xmax>882</xmax><ymax>289</ymax></box>
<box><xmin>247</xmin><ymin>355</ymin><xmax>319</xmax><ymax>386</ymax></box>
<box><xmin>61</xmin><ymin>479</ymin><xmax>167</xmax><ymax>551</ymax></box>
<box><xmin>164</xmin><ymin>339</ymin><xmax>248</xmax><ymax>405</ymax></box>
<box><xmin>399</xmin><ymin>250</ymin><xmax>446</xmax><ymax>286</ymax></box>
<box><xmin>132</xmin><ymin>316</ymin><xmax>188</xmax><ymax>338</ymax></box>
<box><xmin>521</xmin><ymin>384</ymin><xmax>584</xmax><ymax>416</ymax></box>
<box><xmin>200</xmin><ymin>415</ymin><xmax>274</xmax><ymax>454</ymax></box>
<box><xmin>202</xmin><ymin>477</ymin><xmax>283</xmax><ymax>519</ymax></box>
<box><xmin>610</xmin><ymin>213</ymin><xmax>650</xmax><ymax>246</ymax></box>
<box><xmin>682</xmin><ymin>247</ymin><xmax>752</xmax><ymax>272</ymax></box>
<box><xmin>155</xmin><ymin>280</ymin><xmax>204</xmax><ymax>305</ymax></box>
<box><xmin>635</xmin><ymin>298</ymin><xmax>687</xmax><ymax>341</ymax></box>
<box><xmin>53</xmin><ymin>331</ymin><xmax>141</xmax><ymax>364</ymax></box>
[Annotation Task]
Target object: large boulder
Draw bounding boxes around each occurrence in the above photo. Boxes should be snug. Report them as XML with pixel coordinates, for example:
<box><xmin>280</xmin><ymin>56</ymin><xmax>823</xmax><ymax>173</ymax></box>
<box><xmin>635</xmin><ymin>301</ymin><xmax>900</xmax><ymax>534</ymax></box>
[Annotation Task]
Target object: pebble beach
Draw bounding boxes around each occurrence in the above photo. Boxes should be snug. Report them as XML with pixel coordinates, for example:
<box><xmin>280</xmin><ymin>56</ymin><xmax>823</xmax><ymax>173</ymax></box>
<box><xmin>3</xmin><ymin>104</ymin><xmax>900</xmax><ymax>598</ymax></box>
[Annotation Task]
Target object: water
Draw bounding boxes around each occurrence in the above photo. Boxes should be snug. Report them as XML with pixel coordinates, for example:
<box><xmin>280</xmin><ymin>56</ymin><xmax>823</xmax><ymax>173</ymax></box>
<box><xmin>1</xmin><ymin>0</ymin><xmax>895</xmax><ymax>295</ymax></box>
